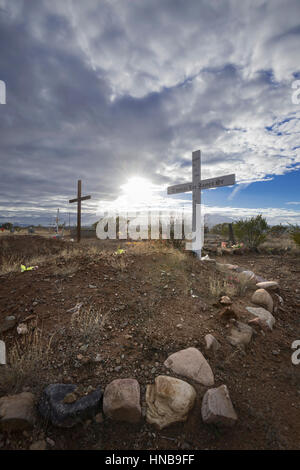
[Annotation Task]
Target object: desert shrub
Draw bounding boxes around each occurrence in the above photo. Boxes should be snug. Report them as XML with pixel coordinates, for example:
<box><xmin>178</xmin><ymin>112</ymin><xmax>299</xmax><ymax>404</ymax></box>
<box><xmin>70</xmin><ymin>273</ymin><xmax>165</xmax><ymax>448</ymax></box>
<box><xmin>233</xmin><ymin>215</ymin><xmax>268</xmax><ymax>249</ymax></box>
<box><xmin>268</xmin><ymin>224</ymin><xmax>288</xmax><ymax>237</ymax></box>
<box><xmin>211</xmin><ymin>223</ymin><xmax>229</xmax><ymax>237</ymax></box>
<box><xmin>289</xmin><ymin>225</ymin><xmax>300</xmax><ymax>247</ymax></box>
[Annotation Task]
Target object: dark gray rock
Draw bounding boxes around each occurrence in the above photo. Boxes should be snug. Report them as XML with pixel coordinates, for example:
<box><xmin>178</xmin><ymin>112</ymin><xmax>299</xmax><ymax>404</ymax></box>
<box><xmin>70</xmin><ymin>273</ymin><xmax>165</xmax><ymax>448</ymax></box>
<box><xmin>0</xmin><ymin>315</ymin><xmax>16</xmax><ymax>333</ymax></box>
<box><xmin>38</xmin><ymin>384</ymin><xmax>102</xmax><ymax>428</ymax></box>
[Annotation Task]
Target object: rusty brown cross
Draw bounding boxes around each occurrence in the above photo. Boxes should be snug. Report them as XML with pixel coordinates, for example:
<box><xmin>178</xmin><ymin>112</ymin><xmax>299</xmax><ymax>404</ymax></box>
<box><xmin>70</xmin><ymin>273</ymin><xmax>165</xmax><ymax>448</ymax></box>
<box><xmin>69</xmin><ymin>180</ymin><xmax>91</xmax><ymax>242</ymax></box>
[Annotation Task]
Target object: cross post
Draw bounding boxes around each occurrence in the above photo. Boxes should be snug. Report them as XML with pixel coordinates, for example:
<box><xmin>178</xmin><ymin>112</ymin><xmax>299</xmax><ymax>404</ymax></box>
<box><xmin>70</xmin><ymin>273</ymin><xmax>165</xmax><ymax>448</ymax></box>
<box><xmin>69</xmin><ymin>179</ymin><xmax>91</xmax><ymax>242</ymax></box>
<box><xmin>167</xmin><ymin>150</ymin><xmax>236</xmax><ymax>258</ymax></box>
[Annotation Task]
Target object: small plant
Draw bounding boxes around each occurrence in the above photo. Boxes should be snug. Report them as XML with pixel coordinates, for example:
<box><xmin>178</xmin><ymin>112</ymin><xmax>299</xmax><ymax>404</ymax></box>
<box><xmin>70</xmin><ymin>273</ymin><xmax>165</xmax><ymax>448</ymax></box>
<box><xmin>52</xmin><ymin>261</ymin><xmax>79</xmax><ymax>277</ymax></box>
<box><xmin>209</xmin><ymin>275</ymin><xmax>237</xmax><ymax>298</ymax></box>
<box><xmin>233</xmin><ymin>214</ymin><xmax>268</xmax><ymax>249</ymax></box>
<box><xmin>70</xmin><ymin>304</ymin><xmax>103</xmax><ymax>339</ymax></box>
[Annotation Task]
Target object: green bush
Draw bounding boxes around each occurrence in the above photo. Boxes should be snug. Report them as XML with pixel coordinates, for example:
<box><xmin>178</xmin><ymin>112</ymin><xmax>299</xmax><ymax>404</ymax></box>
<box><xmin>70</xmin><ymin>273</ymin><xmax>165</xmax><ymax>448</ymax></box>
<box><xmin>233</xmin><ymin>215</ymin><xmax>268</xmax><ymax>249</ymax></box>
<box><xmin>211</xmin><ymin>223</ymin><xmax>229</xmax><ymax>237</ymax></box>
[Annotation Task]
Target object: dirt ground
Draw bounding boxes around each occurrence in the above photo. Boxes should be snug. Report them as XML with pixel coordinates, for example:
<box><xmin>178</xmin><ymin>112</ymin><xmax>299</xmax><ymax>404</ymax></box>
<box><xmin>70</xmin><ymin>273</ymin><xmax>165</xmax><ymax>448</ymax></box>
<box><xmin>0</xmin><ymin>235</ymin><xmax>299</xmax><ymax>450</ymax></box>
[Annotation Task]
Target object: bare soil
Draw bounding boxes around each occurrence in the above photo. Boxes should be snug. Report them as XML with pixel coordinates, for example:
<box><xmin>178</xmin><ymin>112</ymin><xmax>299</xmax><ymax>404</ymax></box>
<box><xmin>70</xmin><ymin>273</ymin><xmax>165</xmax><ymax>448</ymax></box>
<box><xmin>0</xmin><ymin>235</ymin><xmax>299</xmax><ymax>450</ymax></box>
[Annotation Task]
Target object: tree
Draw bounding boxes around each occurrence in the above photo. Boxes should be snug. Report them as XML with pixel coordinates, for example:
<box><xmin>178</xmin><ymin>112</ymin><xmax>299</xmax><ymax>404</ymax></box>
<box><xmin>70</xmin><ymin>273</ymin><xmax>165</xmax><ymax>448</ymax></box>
<box><xmin>233</xmin><ymin>215</ymin><xmax>268</xmax><ymax>249</ymax></box>
<box><xmin>1</xmin><ymin>222</ymin><xmax>13</xmax><ymax>231</ymax></box>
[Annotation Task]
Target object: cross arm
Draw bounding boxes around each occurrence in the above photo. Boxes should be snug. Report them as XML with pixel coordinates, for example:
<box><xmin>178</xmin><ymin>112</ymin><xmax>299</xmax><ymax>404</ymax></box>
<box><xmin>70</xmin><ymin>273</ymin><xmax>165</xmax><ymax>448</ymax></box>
<box><xmin>69</xmin><ymin>195</ymin><xmax>91</xmax><ymax>204</ymax></box>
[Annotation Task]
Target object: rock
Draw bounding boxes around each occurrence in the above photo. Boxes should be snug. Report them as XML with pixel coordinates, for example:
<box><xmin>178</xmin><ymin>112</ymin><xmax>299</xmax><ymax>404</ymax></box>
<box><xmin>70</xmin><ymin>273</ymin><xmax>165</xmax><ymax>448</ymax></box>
<box><xmin>94</xmin><ymin>413</ymin><xmax>104</xmax><ymax>424</ymax></box>
<box><xmin>30</xmin><ymin>440</ymin><xmax>47</xmax><ymax>450</ymax></box>
<box><xmin>200</xmin><ymin>256</ymin><xmax>216</xmax><ymax>264</ymax></box>
<box><xmin>224</xmin><ymin>264</ymin><xmax>239</xmax><ymax>271</ymax></box>
<box><xmin>246</xmin><ymin>306</ymin><xmax>275</xmax><ymax>330</ymax></box>
<box><xmin>205</xmin><ymin>334</ymin><xmax>220</xmax><ymax>352</ymax></box>
<box><xmin>0</xmin><ymin>392</ymin><xmax>36</xmax><ymax>431</ymax></box>
<box><xmin>0</xmin><ymin>340</ymin><xmax>6</xmax><ymax>365</ymax></box>
<box><xmin>237</xmin><ymin>270</ymin><xmax>257</xmax><ymax>285</ymax></box>
<box><xmin>201</xmin><ymin>385</ymin><xmax>237</xmax><ymax>426</ymax></box>
<box><xmin>103</xmin><ymin>379</ymin><xmax>141</xmax><ymax>423</ymax></box>
<box><xmin>94</xmin><ymin>354</ymin><xmax>102</xmax><ymax>362</ymax></box>
<box><xmin>256</xmin><ymin>281</ymin><xmax>279</xmax><ymax>291</ymax></box>
<box><xmin>38</xmin><ymin>384</ymin><xmax>102</xmax><ymax>428</ymax></box>
<box><xmin>220</xmin><ymin>296</ymin><xmax>232</xmax><ymax>305</ymax></box>
<box><xmin>251</xmin><ymin>289</ymin><xmax>273</xmax><ymax>313</ymax></box>
<box><xmin>17</xmin><ymin>323</ymin><xmax>28</xmax><ymax>335</ymax></box>
<box><xmin>164</xmin><ymin>347</ymin><xmax>214</xmax><ymax>386</ymax></box>
<box><xmin>219</xmin><ymin>306</ymin><xmax>238</xmax><ymax>322</ymax></box>
<box><xmin>216</xmin><ymin>263</ymin><xmax>238</xmax><ymax>272</ymax></box>
<box><xmin>274</xmin><ymin>293</ymin><xmax>284</xmax><ymax>306</ymax></box>
<box><xmin>227</xmin><ymin>321</ymin><xmax>253</xmax><ymax>347</ymax></box>
<box><xmin>0</xmin><ymin>315</ymin><xmax>16</xmax><ymax>333</ymax></box>
<box><xmin>248</xmin><ymin>317</ymin><xmax>268</xmax><ymax>332</ymax></box>
<box><xmin>146</xmin><ymin>375</ymin><xmax>196</xmax><ymax>430</ymax></box>
<box><xmin>46</xmin><ymin>437</ymin><xmax>55</xmax><ymax>447</ymax></box>
<box><xmin>255</xmin><ymin>275</ymin><xmax>267</xmax><ymax>283</ymax></box>
<box><xmin>63</xmin><ymin>392</ymin><xmax>77</xmax><ymax>404</ymax></box>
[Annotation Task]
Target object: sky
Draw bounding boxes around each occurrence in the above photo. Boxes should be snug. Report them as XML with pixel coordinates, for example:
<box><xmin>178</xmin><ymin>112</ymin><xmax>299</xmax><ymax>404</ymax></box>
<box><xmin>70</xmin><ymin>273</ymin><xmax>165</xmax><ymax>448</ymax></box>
<box><xmin>0</xmin><ymin>0</ymin><xmax>300</xmax><ymax>227</ymax></box>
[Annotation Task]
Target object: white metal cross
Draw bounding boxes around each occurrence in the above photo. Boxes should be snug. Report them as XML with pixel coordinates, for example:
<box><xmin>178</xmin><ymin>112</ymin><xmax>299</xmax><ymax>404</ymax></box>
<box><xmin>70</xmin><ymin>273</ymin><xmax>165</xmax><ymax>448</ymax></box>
<box><xmin>167</xmin><ymin>150</ymin><xmax>236</xmax><ymax>258</ymax></box>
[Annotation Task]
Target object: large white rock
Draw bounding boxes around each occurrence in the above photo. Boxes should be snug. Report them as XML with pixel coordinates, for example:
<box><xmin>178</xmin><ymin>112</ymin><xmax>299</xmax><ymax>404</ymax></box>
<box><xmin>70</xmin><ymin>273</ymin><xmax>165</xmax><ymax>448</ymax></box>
<box><xmin>0</xmin><ymin>392</ymin><xmax>36</xmax><ymax>431</ymax></box>
<box><xmin>251</xmin><ymin>288</ymin><xmax>274</xmax><ymax>313</ymax></box>
<box><xmin>146</xmin><ymin>375</ymin><xmax>196</xmax><ymax>430</ymax></box>
<box><xmin>164</xmin><ymin>347</ymin><xmax>214</xmax><ymax>386</ymax></box>
<box><xmin>103</xmin><ymin>378</ymin><xmax>141</xmax><ymax>423</ymax></box>
<box><xmin>256</xmin><ymin>281</ymin><xmax>279</xmax><ymax>291</ymax></box>
<box><xmin>227</xmin><ymin>321</ymin><xmax>253</xmax><ymax>347</ymax></box>
<box><xmin>246</xmin><ymin>306</ymin><xmax>275</xmax><ymax>330</ymax></box>
<box><xmin>201</xmin><ymin>384</ymin><xmax>237</xmax><ymax>427</ymax></box>
<box><xmin>0</xmin><ymin>340</ymin><xmax>6</xmax><ymax>365</ymax></box>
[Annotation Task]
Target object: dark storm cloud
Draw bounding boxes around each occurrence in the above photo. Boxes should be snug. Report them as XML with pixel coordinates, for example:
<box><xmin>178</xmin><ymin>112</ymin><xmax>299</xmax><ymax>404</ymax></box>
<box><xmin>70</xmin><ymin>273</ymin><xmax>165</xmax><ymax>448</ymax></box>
<box><xmin>0</xmin><ymin>0</ymin><xmax>299</xmax><ymax>224</ymax></box>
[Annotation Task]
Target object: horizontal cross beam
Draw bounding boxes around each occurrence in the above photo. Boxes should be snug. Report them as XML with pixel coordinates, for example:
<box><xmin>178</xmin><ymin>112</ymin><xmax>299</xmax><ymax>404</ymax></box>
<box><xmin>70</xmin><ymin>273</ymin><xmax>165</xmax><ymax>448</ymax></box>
<box><xmin>69</xmin><ymin>195</ymin><xmax>91</xmax><ymax>204</ymax></box>
<box><xmin>167</xmin><ymin>173</ymin><xmax>235</xmax><ymax>195</ymax></box>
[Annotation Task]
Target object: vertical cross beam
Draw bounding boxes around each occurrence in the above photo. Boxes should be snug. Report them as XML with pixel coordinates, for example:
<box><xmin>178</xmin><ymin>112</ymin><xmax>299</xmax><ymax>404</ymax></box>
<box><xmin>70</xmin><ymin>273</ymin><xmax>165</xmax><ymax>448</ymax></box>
<box><xmin>77</xmin><ymin>179</ymin><xmax>81</xmax><ymax>243</ymax></box>
<box><xmin>192</xmin><ymin>150</ymin><xmax>201</xmax><ymax>258</ymax></box>
<box><xmin>69</xmin><ymin>180</ymin><xmax>91</xmax><ymax>243</ymax></box>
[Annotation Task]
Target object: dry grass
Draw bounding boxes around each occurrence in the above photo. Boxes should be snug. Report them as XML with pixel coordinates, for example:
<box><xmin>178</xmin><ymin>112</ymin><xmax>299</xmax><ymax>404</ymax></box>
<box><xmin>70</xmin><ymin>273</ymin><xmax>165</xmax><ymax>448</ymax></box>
<box><xmin>208</xmin><ymin>275</ymin><xmax>238</xmax><ymax>299</ymax></box>
<box><xmin>0</xmin><ymin>242</ymin><xmax>83</xmax><ymax>276</ymax></box>
<box><xmin>70</xmin><ymin>304</ymin><xmax>105</xmax><ymax>340</ymax></box>
<box><xmin>51</xmin><ymin>261</ymin><xmax>79</xmax><ymax>277</ymax></box>
<box><xmin>109</xmin><ymin>255</ymin><xmax>128</xmax><ymax>271</ymax></box>
<box><xmin>1</xmin><ymin>328</ymin><xmax>56</xmax><ymax>393</ymax></box>
<box><xmin>0</xmin><ymin>255</ymin><xmax>23</xmax><ymax>275</ymax></box>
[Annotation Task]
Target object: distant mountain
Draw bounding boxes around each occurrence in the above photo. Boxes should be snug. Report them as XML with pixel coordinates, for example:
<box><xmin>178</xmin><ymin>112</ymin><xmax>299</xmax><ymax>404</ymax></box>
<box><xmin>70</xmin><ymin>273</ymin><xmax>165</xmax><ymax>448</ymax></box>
<box><xmin>204</xmin><ymin>213</ymin><xmax>234</xmax><ymax>228</ymax></box>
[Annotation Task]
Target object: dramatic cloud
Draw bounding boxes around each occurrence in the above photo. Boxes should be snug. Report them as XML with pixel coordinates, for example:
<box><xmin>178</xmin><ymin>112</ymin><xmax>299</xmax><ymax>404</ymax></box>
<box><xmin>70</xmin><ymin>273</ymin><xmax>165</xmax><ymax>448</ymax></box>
<box><xmin>0</xmin><ymin>0</ymin><xmax>299</xmax><ymax>226</ymax></box>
